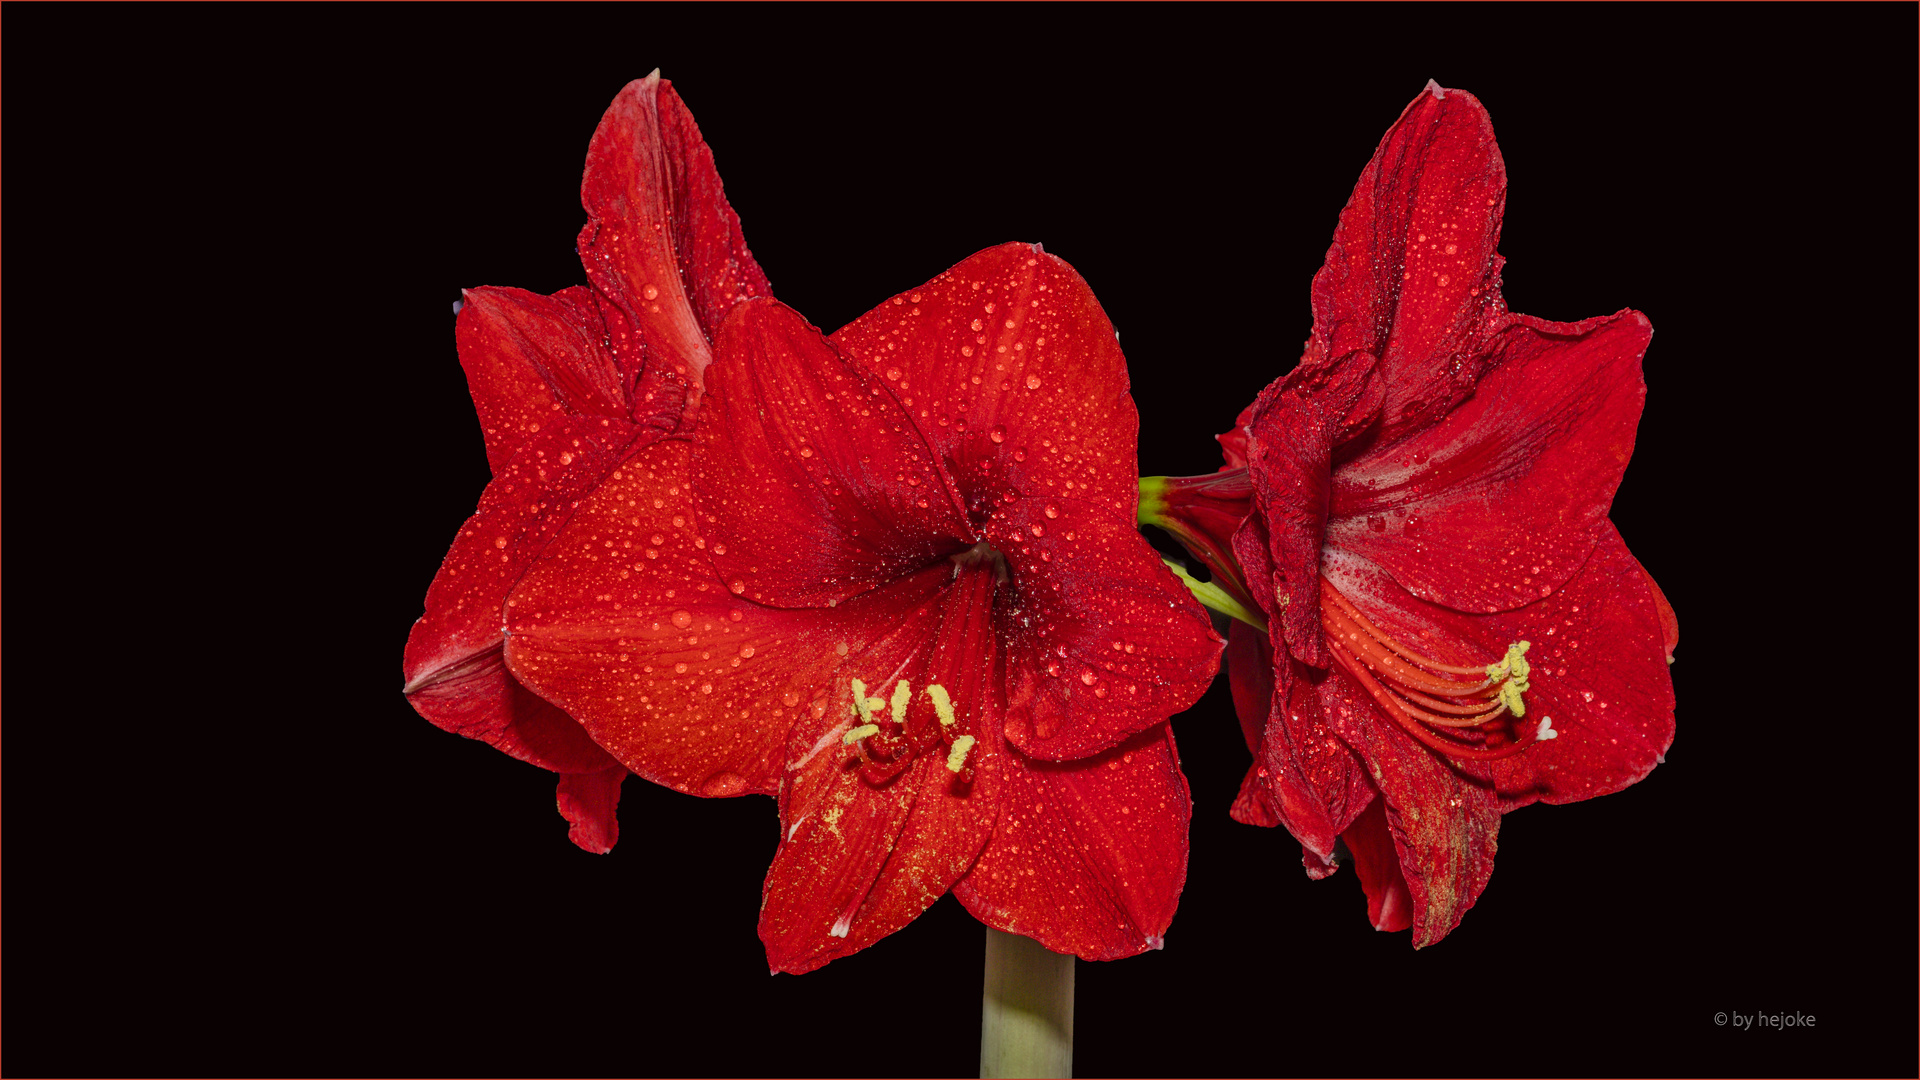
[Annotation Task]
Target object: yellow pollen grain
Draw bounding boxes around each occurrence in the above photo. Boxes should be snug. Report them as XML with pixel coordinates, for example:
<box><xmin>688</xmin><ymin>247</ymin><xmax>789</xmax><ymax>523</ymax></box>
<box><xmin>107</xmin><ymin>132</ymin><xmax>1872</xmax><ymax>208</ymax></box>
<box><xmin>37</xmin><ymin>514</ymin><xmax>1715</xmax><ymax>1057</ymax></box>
<box><xmin>926</xmin><ymin>684</ymin><xmax>957</xmax><ymax>726</ymax></box>
<box><xmin>890</xmin><ymin>680</ymin><xmax>912</xmax><ymax>724</ymax></box>
<box><xmin>946</xmin><ymin>734</ymin><xmax>976</xmax><ymax>773</ymax></box>
<box><xmin>850</xmin><ymin>679</ymin><xmax>873</xmax><ymax>724</ymax></box>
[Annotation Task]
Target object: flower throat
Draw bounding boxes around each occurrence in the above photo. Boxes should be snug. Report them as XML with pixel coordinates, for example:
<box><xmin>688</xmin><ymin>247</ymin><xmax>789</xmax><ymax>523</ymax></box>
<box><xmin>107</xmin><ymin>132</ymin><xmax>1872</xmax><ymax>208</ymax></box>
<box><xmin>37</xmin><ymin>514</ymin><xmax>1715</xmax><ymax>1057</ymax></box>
<box><xmin>1319</xmin><ymin>577</ymin><xmax>1557</xmax><ymax>761</ymax></box>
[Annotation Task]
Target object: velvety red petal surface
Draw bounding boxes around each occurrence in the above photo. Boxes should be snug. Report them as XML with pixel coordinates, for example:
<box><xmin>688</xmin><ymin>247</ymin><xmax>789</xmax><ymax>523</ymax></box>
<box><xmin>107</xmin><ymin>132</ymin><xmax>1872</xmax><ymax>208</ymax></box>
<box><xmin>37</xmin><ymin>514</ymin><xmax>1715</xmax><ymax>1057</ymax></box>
<box><xmin>576</xmin><ymin>74</ymin><xmax>771</xmax><ymax>401</ymax></box>
<box><xmin>1329</xmin><ymin>310</ymin><xmax>1653</xmax><ymax>615</ymax></box>
<box><xmin>692</xmin><ymin>299</ymin><xmax>972</xmax><ymax>609</ymax></box>
<box><xmin>455</xmin><ymin>286</ymin><xmax>627</xmax><ymax>474</ymax></box>
<box><xmin>955</xmin><ymin>725</ymin><xmax>1189</xmax><ymax>961</ymax></box>
<box><xmin>503</xmin><ymin>438</ymin><xmax>949</xmax><ymax>798</ymax></box>
<box><xmin>404</xmin><ymin>415</ymin><xmax>645</xmax><ymax>776</ymax></box>
<box><xmin>1309</xmin><ymin>83</ymin><xmax>1508</xmax><ymax>439</ymax></box>
<box><xmin>830</xmin><ymin>243</ymin><xmax>1139</xmax><ymax>523</ymax></box>
<box><xmin>760</xmin><ymin>571</ymin><xmax>1002</xmax><ymax>974</ymax></box>
<box><xmin>555</xmin><ymin>765</ymin><xmax>627</xmax><ymax>855</ymax></box>
<box><xmin>989</xmin><ymin>496</ymin><xmax>1219</xmax><ymax>760</ymax></box>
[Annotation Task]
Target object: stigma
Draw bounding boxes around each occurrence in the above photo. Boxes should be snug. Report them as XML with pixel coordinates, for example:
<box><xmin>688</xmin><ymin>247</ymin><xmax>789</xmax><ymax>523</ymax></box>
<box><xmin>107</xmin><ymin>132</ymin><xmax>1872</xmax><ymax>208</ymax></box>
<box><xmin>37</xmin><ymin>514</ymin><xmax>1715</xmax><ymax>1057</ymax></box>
<box><xmin>1319</xmin><ymin>577</ymin><xmax>1552</xmax><ymax>761</ymax></box>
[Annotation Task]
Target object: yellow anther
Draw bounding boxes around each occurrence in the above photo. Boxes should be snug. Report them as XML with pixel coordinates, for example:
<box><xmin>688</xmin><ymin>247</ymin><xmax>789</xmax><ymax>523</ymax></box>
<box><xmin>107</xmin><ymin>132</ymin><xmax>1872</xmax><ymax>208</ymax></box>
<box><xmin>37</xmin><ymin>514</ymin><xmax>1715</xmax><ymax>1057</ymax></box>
<box><xmin>1497</xmin><ymin>679</ymin><xmax>1528</xmax><ymax>718</ymax></box>
<box><xmin>890</xmin><ymin>680</ymin><xmax>912</xmax><ymax>725</ymax></box>
<box><xmin>866</xmin><ymin>697</ymin><xmax>887</xmax><ymax>715</ymax></box>
<box><xmin>926</xmin><ymin>684</ymin><xmax>957</xmax><ymax>726</ymax></box>
<box><xmin>851</xmin><ymin>679</ymin><xmax>872</xmax><ymax>724</ymax></box>
<box><xmin>1485</xmin><ymin>640</ymin><xmax>1532</xmax><ymax>681</ymax></box>
<box><xmin>844</xmin><ymin>723</ymin><xmax>879</xmax><ymax>745</ymax></box>
<box><xmin>945</xmin><ymin>734</ymin><xmax>976</xmax><ymax>773</ymax></box>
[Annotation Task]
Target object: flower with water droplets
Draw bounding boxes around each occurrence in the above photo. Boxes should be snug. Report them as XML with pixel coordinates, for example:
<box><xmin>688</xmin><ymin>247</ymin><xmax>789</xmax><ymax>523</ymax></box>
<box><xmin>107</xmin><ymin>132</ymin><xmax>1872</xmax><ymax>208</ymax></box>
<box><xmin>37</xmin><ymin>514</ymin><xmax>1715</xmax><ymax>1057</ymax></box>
<box><xmin>504</xmin><ymin>242</ymin><xmax>1220</xmax><ymax>973</ymax></box>
<box><xmin>402</xmin><ymin>73</ymin><xmax>769</xmax><ymax>853</ymax></box>
<box><xmin>1142</xmin><ymin>82</ymin><xmax>1676</xmax><ymax>946</ymax></box>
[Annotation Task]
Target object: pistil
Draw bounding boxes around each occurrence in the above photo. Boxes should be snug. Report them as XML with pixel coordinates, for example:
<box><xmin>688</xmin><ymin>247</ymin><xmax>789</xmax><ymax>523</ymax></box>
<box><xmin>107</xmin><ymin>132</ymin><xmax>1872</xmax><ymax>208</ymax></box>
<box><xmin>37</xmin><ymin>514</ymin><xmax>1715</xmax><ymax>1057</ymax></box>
<box><xmin>1319</xmin><ymin>576</ymin><xmax>1550</xmax><ymax>761</ymax></box>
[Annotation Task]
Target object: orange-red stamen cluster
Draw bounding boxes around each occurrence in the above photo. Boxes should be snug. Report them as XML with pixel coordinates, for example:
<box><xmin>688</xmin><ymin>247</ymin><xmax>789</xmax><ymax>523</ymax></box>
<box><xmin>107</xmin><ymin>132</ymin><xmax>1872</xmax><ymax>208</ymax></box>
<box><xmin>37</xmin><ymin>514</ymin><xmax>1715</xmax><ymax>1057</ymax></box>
<box><xmin>1319</xmin><ymin>577</ymin><xmax>1544</xmax><ymax>761</ymax></box>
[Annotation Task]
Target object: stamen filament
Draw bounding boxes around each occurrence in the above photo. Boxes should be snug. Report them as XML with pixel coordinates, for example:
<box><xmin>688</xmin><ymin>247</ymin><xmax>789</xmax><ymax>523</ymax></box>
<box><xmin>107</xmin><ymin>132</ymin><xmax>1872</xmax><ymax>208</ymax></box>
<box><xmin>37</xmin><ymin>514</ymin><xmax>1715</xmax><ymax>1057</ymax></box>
<box><xmin>1319</xmin><ymin>580</ymin><xmax>1489</xmax><ymax>676</ymax></box>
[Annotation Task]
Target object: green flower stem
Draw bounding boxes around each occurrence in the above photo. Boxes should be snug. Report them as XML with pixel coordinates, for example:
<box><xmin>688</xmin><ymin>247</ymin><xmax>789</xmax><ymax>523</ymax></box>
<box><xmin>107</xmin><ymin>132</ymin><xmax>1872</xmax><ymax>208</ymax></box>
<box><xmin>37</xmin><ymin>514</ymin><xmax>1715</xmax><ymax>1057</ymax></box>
<box><xmin>980</xmin><ymin>928</ymin><xmax>1074</xmax><ymax>1078</ymax></box>
<box><xmin>1162</xmin><ymin>558</ymin><xmax>1267</xmax><ymax>633</ymax></box>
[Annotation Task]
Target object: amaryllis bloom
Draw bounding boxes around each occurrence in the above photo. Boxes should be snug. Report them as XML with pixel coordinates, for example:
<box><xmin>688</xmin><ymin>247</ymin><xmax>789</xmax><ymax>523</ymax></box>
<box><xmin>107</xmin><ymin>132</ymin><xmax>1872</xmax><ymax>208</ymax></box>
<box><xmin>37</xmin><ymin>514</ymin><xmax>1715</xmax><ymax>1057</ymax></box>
<box><xmin>1146</xmin><ymin>82</ymin><xmax>1676</xmax><ymax>945</ymax></box>
<box><xmin>402</xmin><ymin>74</ymin><xmax>769</xmax><ymax>852</ymax></box>
<box><xmin>501</xmin><ymin>243</ymin><xmax>1221</xmax><ymax>972</ymax></box>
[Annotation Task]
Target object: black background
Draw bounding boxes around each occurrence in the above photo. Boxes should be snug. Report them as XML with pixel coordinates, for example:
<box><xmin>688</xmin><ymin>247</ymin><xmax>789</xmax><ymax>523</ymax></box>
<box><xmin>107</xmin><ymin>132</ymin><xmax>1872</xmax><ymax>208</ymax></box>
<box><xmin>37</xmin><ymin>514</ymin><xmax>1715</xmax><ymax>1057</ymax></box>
<box><xmin>8</xmin><ymin>6</ymin><xmax>1914</xmax><ymax>1077</ymax></box>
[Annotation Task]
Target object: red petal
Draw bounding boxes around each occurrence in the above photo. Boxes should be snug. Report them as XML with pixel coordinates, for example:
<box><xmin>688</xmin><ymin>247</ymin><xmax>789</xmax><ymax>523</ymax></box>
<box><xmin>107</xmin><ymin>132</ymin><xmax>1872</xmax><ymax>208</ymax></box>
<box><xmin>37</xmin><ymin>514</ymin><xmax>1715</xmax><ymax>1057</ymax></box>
<box><xmin>1309</xmin><ymin>83</ymin><xmax>1508</xmax><ymax>434</ymax></box>
<box><xmin>403</xmin><ymin>644</ymin><xmax>616</xmax><ymax>776</ymax></box>
<box><xmin>1484</xmin><ymin>523</ymin><xmax>1676</xmax><ymax>808</ymax></box>
<box><xmin>1637</xmin><ymin>553</ymin><xmax>1679</xmax><ymax>661</ymax></box>
<box><xmin>1340</xmin><ymin>796</ymin><xmax>1412</xmax><ymax>933</ymax></box>
<box><xmin>1237</xmin><ymin>349</ymin><xmax>1383</xmax><ymax>667</ymax></box>
<box><xmin>1312</xmin><ymin>661</ymin><xmax>1501</xmax><ymax>947</ymax></box>
<box><xmin>990</xmin><ymin>497</ymin><xmax>1220</xmax><ymax>761</ymax></box>
<box><xmin>576</xmin><ymin>74</ymin><xmax>771</xmax><ymax>402</ymax></box>
<box><xmin>403</xmin><ymin>414</ymin><xmax>645</xmax><ymax>774</ymax></box>
<box><xmin>1225</xmin><ymin>623</ymin><xmax>1280</xmax><ymax>829</ymax></box>
<box><xmin>1324</xmin><ymin>520</ymin><xmax>1674</xmax><ymax>809</ymax></box>
<box><xmin>1217</xmin><ymin>401</ymin><xmax>1255</xmax><ymax>470</ymax></box>
<box><xmin>693</xmin><ymin>298</ymin><xmax>972</xmax><ymax>609</ymax></box>
<box><xmin>955</xmin><ymin>725</ymin><xmax>1189</xmax><ymax>961</ymax></box>
<box><xmin>830</xmin><ymin>243</ymin><xmax>1141</xmax><ymax>521</ymax></box>
<box><xmin>1252</xmin><ymin>654</ymin><xmax>1375</xmax><ymax>866</ymax></box>
<box><xmin>504</xmin><ymin>438</ymin><xmax>951</xmax><ymax>798</ymax></box>
<box><xmin>1329</xmin><ymin>309</ymin><xmax>1653</xmax><ymax>615</ymax></box>
<box><xmin>455</xmin><ymin>286</ymin><xmax>627</xmax><ymax>474</ymax></box>
<box><xmin>759</xmin><ymin>578</ymin><xmax>1001</xmax><ymax>974</ymax></box>
<box><xmin>556</xmin><ymin>765</ymin><xmax>627</xmax><ymax>854</ymax></box>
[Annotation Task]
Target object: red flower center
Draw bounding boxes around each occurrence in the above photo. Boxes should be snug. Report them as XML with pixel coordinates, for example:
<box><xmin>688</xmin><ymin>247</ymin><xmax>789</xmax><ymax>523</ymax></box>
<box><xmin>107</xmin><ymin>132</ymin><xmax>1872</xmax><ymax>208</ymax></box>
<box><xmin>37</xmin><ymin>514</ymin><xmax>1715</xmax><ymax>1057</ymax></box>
<box><xmin>1318</xmin><ymin>577</ymin><xmax>1556</xmax><ymax>761</ymax></box>
<box><xmin>838</xmin><ymin>544</ymin><xmax>1009</xmax><ymax>787</ymax></box>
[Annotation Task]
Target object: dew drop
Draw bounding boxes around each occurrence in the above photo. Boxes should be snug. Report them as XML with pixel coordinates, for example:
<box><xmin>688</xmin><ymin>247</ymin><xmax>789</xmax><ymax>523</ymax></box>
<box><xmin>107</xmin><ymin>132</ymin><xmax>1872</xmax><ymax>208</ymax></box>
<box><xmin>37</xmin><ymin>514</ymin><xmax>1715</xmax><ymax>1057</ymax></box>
<box><xmin>730</xmin><ymin>580</ymin><xmax>746</xmax><ymax>594</ymax></box>
<box><xmin>886</xmin><ymin>367</ymin><xmax>902</xmax><ymax>381</ymax></box>
<box><xmin>739</xmin><ymin>645</ymin><xmax>756</xmax><ymax>659</ymax></box>
<box><xmin>1030</xmin><ymin>523</ymin><xmax>1044</xmax><ymax>537</ymax></box>
<box><xmin>970</xmin><ymin>318</ymin><xmax>983</xmax><ymax>332</ymax></box>
<box><xmin>1014</xmin><ymin>449</ymin><xmax>1027</xmax><ymax>462</ymax></box>
<box><xmin>713</xmin><ymin>544</ymin><xmax>727</xmax><ymax>556</ymax></box>
<box><xmin>700</xmin><ymin>683</ymin><xmax>713</xmax><ymax>695</ymax></box>
<box><xmin>1044</xmin><ymin>505</ymin><xmax>1059</xmax><ymax>519</ymax></box>
<box><xmin>799</xmin><ymin>447</ymin><xmax>814</xmax><ymax>458</ymax></box>
<box><xmin>990</xmin><ymin>427</ymin><xmax>1006</xmax><ymax>443</ymax></box>
<box><xmin>670</xmin><ymin>611</ymin><xmax>694</xmax><ymax>629</ymax></box>
<box><xmin>674</xmin><ymin>662</ymin><xmax>688</xmax><ymax>674</ymax></box>
<box><xmin>782</xmin><ymin>690</ymin><xmax>801</xmax><ymax>707</ymax></box>
<box><xmin>1079</xmin><ymin>671</ymin><xmax>1097</xmax><ymax>686</ymax></box>
<box><xmin>1026</xmin><ymin>374</ymin><xmax>1042</xmax><ymax>389</ymax></box>
<box><xmin>962</xmin><ymin>345</ymin><xmax>974</xmax><ymax>358</ymax></box>
<box><xmin>728</xmin><ymin>610</ymin><xmax>743</xmax><ymax>622</ymax></box>
<box><xmin>642</xmin><ymin>284</ymin><xmax>659</xmax><ymax>301</ymax></box>
<box><xmin>652</xmin><ymin>533</ymin><xmax>666</xmax><ymax>545</ymax></box>
<box><xmin>835</xmin><ymin>642</ymin><xmax>850</xmax><ymax>657</ymax></box>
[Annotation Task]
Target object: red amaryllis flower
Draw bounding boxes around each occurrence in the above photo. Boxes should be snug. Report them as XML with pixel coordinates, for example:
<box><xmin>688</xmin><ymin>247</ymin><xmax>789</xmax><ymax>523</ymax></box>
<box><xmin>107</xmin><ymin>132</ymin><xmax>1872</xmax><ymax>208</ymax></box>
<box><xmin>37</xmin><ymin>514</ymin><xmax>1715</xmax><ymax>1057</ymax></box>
<box><xmin>1146</xmin><ymin>82</ymin><xmax>1676</xmax><ymax>945</ymax></box>
<box><xmin>402</xmin><ymin>73</ymin><xmax>769</xmax><ymax>852</ymax></box>
<box><xmin>502</xmin><ymin>243</ymin><xmax>1222</xmax><ymax>972</ymax></box>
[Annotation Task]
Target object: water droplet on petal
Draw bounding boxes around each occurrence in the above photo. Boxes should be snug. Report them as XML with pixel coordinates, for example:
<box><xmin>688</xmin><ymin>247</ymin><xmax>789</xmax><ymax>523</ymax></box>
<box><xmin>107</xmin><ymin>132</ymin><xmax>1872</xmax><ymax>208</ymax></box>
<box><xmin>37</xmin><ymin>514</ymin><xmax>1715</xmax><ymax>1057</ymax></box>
<box><xmin>782</xmin><ymin>690</ymin><xmax>801</xmax><ymax>707</ymax></box>
<box><xmin>886</xmin><ymin>367</ymin><xmax>902</xmax><ymax>381</ymax></box>
<box><xmin>730</xmin><ymin>580</ymin><xmax>746</xmax><ymax>594</ymax></box>
<box><xmin>642</xmin><ymin>284</ymin><xmax>660</xmax><ymax>301</ymax></box>
<box><xmin>739</xmin><ymin>645</ymin><xmax>756</xmax><ymax>659</ymax></box>
<box><xmin>670</xmin><ymin>611</ymin><xmax>694</xmax><ymax>629</ymax></box>
<box><xmin>713</xmin><ymin>544</ymin><xmax>727</xmax><ymax>556</ymax></box>
<box><xmin>1044</xmin><ymin>505</ymin><xmax>1059</xmax><ymax>519</ymax></box>
<box><xmin>1026</xmin><ymin>374</ymin><xmax>1042</xmax><ymax>389</ymax></box>
<box><xmin>990</xmin><ymin>427</ymin><xmax>1006</xmax><ymax>443</ymax></box>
